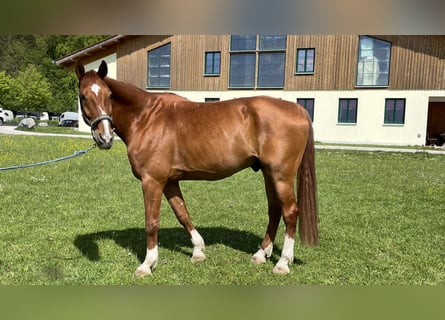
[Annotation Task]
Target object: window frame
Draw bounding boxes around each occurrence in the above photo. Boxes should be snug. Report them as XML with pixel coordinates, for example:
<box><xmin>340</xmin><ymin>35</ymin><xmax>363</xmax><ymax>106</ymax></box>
<box><xmin>296</xmin><ymin>48</ymin><xmax>315</xmax><ymax>74</ymax></box>
<box><xmin>204</xmin><ymin>51</ymin><xmax>221</xmax><ymax>76</ymax></box>
<box><xmin>356</xmin><ymin>36</ymin><xmax>391</xmax><ymax>88</ymax></box>
<box><xmin>297</xmin><ymin>98</ymin><xmax>315</xmax><ymax>122</ymax></box>
<box><xmin>338</xmin><ymin>98</ymin><xmax>358</xmax><ymax>124</ymax></box>
<box><xmin>229</xmin><ymin>35</ymin><xmax>286</xmax><ymax>89</ymax></box>
<box><xmin>205</xmin><ymin>97</ymin><xmax>220</xmax><ymax>102</ymax></box>
<box><xmin>147</xmin><ymin>43</ymin><xmax>171</xmax><ymax>89</ymax></box>
<box><xmin>384</xmin><ymin>98</ymin><xmax>406</xmax><ymax>125</ymax></box>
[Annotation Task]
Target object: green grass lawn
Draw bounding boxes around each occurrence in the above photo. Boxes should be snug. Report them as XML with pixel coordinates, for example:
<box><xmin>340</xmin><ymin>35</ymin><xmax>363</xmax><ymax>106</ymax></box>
<box><xmin>0</xmin><ymin>134</ymin><xmax>444</xmax><ymax>284</ymax></box>
<box><xmin>14</xmin><ymin>124</ymin><xmax>90</xmax><ymax>135</ymax></box>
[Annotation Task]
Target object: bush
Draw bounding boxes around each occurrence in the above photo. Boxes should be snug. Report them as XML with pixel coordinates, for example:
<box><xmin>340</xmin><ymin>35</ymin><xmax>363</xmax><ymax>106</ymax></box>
<box><xmin>5</xmin><ymin>119</ymin><xmax>20</xmax><ymax>126</ymax></box>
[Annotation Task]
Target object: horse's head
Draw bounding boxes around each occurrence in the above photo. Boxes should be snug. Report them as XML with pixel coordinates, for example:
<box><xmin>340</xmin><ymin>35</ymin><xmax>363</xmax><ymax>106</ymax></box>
<box><xmin>75</xmin><ymin>60</ymin><xmax>114</xmax><ymax>150</ymax></box>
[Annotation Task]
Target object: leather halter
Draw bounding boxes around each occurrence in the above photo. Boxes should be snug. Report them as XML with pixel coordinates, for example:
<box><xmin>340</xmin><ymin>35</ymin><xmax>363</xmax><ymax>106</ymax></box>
<box><xmin>84</xmin><ymin>114</ymin><xmax>113</xmax><ymax>133</ymax></box>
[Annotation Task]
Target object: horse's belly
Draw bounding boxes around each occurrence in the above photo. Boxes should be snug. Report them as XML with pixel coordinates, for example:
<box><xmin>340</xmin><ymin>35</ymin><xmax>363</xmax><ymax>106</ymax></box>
<box><xmin>171</xmin><ymin>155</ymin><xmax>257</xmax><ymax>181</ymax></box>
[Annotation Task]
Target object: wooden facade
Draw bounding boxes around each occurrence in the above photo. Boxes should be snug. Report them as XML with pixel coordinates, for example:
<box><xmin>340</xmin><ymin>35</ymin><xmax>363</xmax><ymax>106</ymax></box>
<box><xmin>378</xmin><ymin>35</ymin><xmax>445</xmax><ymax>90</ymax></box>
<box><xmin>55</xmin><ymin>35</ymin><xmax>445</xmax><ymax>146</ymax></box>
<box><xmin>106</xmin><ymin>35</ymin><xmax>445</xmax><ymax>92</ymax></box>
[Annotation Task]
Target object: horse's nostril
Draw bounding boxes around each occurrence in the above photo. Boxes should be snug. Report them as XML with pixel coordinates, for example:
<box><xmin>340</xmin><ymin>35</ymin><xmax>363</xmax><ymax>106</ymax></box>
<box><xmin>99</xmin><ymin>133</ymin><xmax>114</xmax><ymax>144</ymax></box>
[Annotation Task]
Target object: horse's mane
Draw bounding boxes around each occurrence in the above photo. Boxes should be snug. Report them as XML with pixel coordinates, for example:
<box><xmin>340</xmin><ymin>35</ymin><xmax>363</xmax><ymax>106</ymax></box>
<box><xmin>104</xmin><ymin>77</ymin><xmax>189</xmax><ymax>105</ymax></box>
<box><xmin>104</xmin><ymin>77</ymin><xmax>147</xmax><ymax>101</ymax></box>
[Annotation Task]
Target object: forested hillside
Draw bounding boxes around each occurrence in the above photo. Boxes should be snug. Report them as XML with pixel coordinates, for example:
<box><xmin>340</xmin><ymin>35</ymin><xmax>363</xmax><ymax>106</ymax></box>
<box><xmin>0</xmin><ymin>35</ymin><xmax>108</xmax><ymax>114</ymax></box>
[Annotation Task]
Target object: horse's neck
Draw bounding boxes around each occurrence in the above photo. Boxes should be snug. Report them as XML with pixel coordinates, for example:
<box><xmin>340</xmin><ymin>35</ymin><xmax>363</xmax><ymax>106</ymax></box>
<box><xmin>104</xmin><ymin>77</ymin><xmax>158</xmax><ymax>142</ymax></box>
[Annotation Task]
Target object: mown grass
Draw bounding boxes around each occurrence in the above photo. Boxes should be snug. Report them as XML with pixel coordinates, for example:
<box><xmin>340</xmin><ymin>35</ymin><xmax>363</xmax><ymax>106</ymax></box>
<box><xmin>0</xmin><ymin>134</ymin><xmax>444</xmax><ymax>284</ymax></box>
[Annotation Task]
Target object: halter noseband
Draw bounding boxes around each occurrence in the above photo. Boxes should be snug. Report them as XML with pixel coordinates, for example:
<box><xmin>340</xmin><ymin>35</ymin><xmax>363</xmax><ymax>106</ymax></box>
<box><xmin>85</xmin><ymin>114</ymin><xmax>113</xmax><ymax>133</ymax></box>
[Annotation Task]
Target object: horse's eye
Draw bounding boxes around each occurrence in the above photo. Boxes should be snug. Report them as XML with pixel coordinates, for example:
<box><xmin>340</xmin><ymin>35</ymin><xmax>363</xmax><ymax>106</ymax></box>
<box><xmin>79</xmin><ymin>94</ymin><xmax>86</xmax><ymax>103</ymax></box>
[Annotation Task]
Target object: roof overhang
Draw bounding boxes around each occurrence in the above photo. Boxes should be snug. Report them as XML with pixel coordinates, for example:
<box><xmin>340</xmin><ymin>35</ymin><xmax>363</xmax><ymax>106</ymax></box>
<box><xmin>54</xmin><ymin>35</ymin><xmax>125</xmax><ymax>68</ymax></box>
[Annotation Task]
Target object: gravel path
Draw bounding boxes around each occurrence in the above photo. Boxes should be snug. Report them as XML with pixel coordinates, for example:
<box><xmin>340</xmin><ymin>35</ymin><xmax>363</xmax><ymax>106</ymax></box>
<box><xmin>2</xmin><ymin>125</ymin><xmax>445</xmax><ymax>154</ymax></box>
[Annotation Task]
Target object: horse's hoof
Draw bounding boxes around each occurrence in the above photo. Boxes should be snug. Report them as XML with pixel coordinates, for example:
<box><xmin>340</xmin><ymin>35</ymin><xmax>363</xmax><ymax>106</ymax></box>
<box><xmin>272</xmin><ymin>264</ymin><xmax>290</xmax><ymax>275</ymax></box>
<box><xmin>251</xmin><ymin>254</ymin><xmax>267</xmax><ymax>265</ymax></box>
<box><xmin>134</xmin><ymin>265</ymin><xmax>153</xmax><ymax>277</ymax></box>
<box><xmin>191</xmin><ymin>253</ymin><xmax>206</xmax><ymax>263</ymax></box>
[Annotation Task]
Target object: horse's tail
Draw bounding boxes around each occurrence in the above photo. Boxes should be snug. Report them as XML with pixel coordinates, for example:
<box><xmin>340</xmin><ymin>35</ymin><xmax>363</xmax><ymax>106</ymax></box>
<box><xmin>297</xmin><ymin>119</ymin><xmax>319</xmax><ymax>246</ymax></box>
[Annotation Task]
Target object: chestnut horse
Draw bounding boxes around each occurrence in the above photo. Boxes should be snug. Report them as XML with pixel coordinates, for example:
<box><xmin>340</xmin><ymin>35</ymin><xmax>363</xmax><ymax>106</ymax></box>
<box><xmin>75</xmin><ymin>60</ymin><xmax>318</xmax><ymax>276</ymax></box>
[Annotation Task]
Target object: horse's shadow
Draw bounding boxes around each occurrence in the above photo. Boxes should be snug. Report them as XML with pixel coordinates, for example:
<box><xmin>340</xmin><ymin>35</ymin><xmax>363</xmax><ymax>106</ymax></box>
<box><xmin>74</xmin><ymin>227</ymin><xmax>287</xmax><ymax>264</ymax></box>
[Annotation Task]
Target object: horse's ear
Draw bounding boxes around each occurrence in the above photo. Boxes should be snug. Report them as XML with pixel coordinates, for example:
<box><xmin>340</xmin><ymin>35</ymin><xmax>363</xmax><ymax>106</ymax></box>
<box><xmin>97</xmin><ymin>60</ymin><xmax>108</xmax><ymax>79</ymax></box>
<box><xmin>75</xmin><ymin>60</ymin><xmax>85</xmax><ymax>79</ymax></box>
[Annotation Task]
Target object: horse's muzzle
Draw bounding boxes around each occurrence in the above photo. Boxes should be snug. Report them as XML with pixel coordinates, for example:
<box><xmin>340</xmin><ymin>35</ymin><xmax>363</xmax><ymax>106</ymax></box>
<box><xmin>93</xmin><ymin>130</ymin><xmax>114</xmax><ymax>150</ymax></box>
<box><xmin>89</xmin><ymin>115</ymin><xmax>114</xmax><ymax>150</ymax></box>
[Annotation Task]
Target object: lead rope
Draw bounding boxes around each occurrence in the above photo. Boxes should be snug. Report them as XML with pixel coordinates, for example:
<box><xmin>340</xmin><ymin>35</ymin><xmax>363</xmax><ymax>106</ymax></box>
<box><xmin>0</xmin><ymin>144</ymin><xmax>96</xmax><ymax>171</ymax></box>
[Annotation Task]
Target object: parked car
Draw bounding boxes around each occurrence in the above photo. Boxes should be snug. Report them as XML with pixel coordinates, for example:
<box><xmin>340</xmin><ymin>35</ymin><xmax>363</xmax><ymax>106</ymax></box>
<box><xmin>48</xmin><ymin>112</ymin><xmax>61</xmax><ymax>121</ymax></box>
<box><xmin>58</xmin><ymin>112</ymin><xmax>78</xmax><ymax>126</ymax></box>
<box><xmin>59</xmin><ymin>119</ymin><xmax>79</xmax><ymax>127</ymax></box>
<box><xmin>0</xmin><ymin>108</ymin><xmax>14</xmax><ymax>125</ymax></box>
<box><xmin>14</xmin><ymin>111</ymin><xmax>26</xmax><ymax>119</ymax></box>
<box><xmin>40</xmin><ymin>112</ymin><xmax>49</xmax><ymax>121</ymax></box>
<box><xmin>26</xmin><ymin>111</ymin><xmax>40</xmax><ymax>120</ymax></box>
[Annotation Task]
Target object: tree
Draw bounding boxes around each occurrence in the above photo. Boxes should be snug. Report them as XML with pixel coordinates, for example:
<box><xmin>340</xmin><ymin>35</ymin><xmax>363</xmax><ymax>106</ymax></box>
<box><xmin>0</xmin><ymin>35</ymin><xmax>109</xmax><ymax>113</ymax></box>
<box><xmin>0</xmin><ymin>71</ymin><xmax>19</xmax><ymax>109</ymax></box>
<box><xmin>15</xmin><ymin>64</ymin><xmax>52</xmax><ymax>112</ymax></box>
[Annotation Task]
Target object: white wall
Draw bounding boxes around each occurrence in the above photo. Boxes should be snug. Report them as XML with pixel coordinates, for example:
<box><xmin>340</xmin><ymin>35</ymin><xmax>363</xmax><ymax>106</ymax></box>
<box><xmin>78</xmin><ymin>54</ymin><xmax>117</xmax><ymax>133</ymax></box>
<box><xmin>171</xmin><ymin>89</ymin><xmax>443</xmax><ymax>146</ymax></box>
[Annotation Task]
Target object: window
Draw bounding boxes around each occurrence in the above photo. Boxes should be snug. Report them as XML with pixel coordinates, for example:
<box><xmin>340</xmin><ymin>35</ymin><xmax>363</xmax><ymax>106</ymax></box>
<box><xmin>205</xmin><ymin>52</ymin><xmax>221</xmax><ymax>75</ymax></box>
<box><xmin>297</xmin><ymin>98</ymin><xmax>315</xmax><ymax>122</ymax></box>
<box><xmin>230</xmin><ymin>35</ymin><xmax>256</xmax><ymax>51</ymax></box>
<box><xmin>257</xmin><ymin>52</ymin><xmax>286</xmax><ymax>88</ymax></box>
<box><xmin>384</xmin><ymin>99</ymin><xmax>405</xmax><ymax>124</ymax></box>
<box><xmin>356</xmin><ymin>36</ymin><xmax>391</xmax><ymax>87</ymax></box>
<box><xmin>229</xmin><ymin>35</ymin><xmax>286</xmax><ymax>88</ymax></box>
<box><xmin>296</xmin><ymin>48</ymin><xmax>315</xmax><ymax>74</ymax></box>
<box><xmin>205</xmin><ymin>97</ymin><xmax>220</xmax><ymax>102</ymax></box>
<box><xmin>338</xmin><ymin>98</ymin><xmax>358</xmax><ymax>124</ymax></box>
<box><xmin>229</xmin><ymin>53</ymin><xmax>256</xmax><ymax>87</ymax></box>
<box><xmin>147</xmin><ymin>43</ymin><xmax>171</xmax><ymax>88</ymax></box>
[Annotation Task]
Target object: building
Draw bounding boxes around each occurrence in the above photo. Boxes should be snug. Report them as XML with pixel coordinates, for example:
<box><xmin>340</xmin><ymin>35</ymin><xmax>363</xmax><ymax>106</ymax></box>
<box><xmin>55</xmin><ymin>35</ymin><xmax>445</xmax><ymax>146</ymax></box>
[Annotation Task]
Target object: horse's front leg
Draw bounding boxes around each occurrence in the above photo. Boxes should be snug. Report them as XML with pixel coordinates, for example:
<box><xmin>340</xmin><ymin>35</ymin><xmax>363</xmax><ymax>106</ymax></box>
<box><xmin>164</xmin><ymin>181</ymin><xmax>206</xmax><ymax>262</ymax></box>
<box><xmin>135</xmin><ymin>176</ymin><xmax>165</xmax><ymax>277</ymax></box>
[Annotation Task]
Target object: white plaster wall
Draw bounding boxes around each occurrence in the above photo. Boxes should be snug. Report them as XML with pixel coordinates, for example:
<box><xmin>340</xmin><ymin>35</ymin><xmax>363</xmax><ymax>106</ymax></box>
<box><xmin>78</xmin><ymin>54</ymin><xmax>117</xmax><ymax>133</ymax></box>
<box><xmin>171</xmin><ymin>89</ymin><xmax>441</xmax><ymax>146</ymax></box>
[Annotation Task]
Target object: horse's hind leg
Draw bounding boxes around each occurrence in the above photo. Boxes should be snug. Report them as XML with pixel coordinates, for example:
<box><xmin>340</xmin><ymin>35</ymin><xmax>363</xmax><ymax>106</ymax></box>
<box><xmin>164</xmin><ymin>181</ymin><xmax>206</xmax><ymax>262</ymax></box>
<box><xmin>272</xmin><ymin>179</ymin><xmax>298</xmax><ymax>275</ymax></box>
<box><xmin>252</xmin><ymin>172</ymin><xmax>281</xmax><ymax>265</ymax></box>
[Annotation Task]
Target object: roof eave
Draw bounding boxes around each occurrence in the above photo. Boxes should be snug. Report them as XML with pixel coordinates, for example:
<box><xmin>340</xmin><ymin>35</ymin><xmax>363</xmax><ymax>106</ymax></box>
<box><xmin>53</xmin><ymin>35</ymin><xmax>125</xmax><ymax>66</ymax></box>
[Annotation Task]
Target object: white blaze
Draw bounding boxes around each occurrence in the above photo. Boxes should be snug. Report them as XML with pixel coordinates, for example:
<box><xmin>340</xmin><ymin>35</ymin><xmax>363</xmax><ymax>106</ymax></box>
<box><xmin>100</xmin><ymin>108</ymin><xmax>112</xmax><ymax>138</ymax></box>
<box><xmin>91</xmin><ymin>83</ymin><xmax>100</xmax><ymax>97</ymax></box>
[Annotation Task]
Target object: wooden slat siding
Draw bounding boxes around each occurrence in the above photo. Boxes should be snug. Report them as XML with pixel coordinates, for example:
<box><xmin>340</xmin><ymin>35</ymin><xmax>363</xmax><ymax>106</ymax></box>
<box><xmin>171</xmin><ymin>35</ymin><xmax>230</xmax><ymax>91</ymax></box>
<box><xmin>114</xmin><ymin>35</ymin><xmax>445</xmax><ymax>92</ymax></box>
<box><xmin>116</xmin><ymin>35</ymin><xmax>172</xmax><ymax>89</ymax></box>
<box><xmin>377</xmin><ymin>35</ymin><xmax>445</xmax><ymax>90</ymax></box>
<box><xmin>202</xmin><ymin>35</ymin><xmax>230</xmax><ymax>91</ymax></box>
<box><xmin>285</xmin><ymin>35</ymin><xmax>359</xmax><ymax>91</ymax></box>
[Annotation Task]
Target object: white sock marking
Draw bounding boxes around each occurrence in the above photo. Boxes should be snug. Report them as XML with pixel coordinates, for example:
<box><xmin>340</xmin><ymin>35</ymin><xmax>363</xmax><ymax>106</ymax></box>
<box><xmin>252</xmin><ymin>242</ymin><xmax>273</xmax><ymax>264</ymax></box>
<box><xmin>281</xmin><ymin>234</ymin><xmax>295</xmax><ymax>263</ymax></box>
<box><xmin>273</xmin><ymin>235</ymin><xmax>295</xmax><ymax>274</ymax></box>
<box><xmin>136</xmin><ymin>246</ymin><xmax>158</xmax><ymax>275</ymax></box>
<box><xmin>190</xmin><ymin>229</ymin><xmax>205</xmax><ymax>261</ymax></box>
<box><xmin>191</xmin><ymin>229</ymin><xmax>204</xmax><ymax>248</ymax></box>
